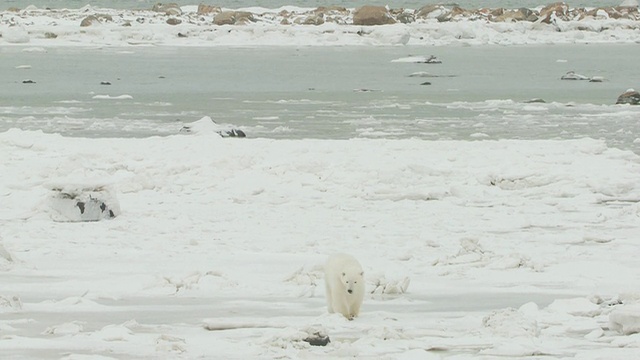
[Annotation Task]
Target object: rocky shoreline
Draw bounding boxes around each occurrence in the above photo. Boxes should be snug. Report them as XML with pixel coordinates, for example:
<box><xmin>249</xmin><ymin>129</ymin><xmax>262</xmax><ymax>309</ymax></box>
<box><xmin>5</xmin><ymin>2</ymin><xmax>639</xmax><ymax>26</ymax></box>
<box><xmin>1</xmin><ymin>2</ymin><xmax>639</xmax><ymax>46</ymax></box>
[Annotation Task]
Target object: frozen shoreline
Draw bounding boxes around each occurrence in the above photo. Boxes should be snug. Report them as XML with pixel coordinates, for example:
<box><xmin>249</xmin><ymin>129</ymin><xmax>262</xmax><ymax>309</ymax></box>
<box><xmin>1</xmin><ymin>2</ymin><xmax>639</xmax><ymax>47</ymax></box>
<box><xmin>2</xmin><ymin>130</ymin><xmax>640</xmax><ymax>358</ymax></box>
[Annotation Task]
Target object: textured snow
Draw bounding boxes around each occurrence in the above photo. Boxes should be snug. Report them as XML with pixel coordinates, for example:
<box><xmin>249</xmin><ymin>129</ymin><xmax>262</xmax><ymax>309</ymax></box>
<box><xmin>1</xmin><ymin>129</ymin><xmax>640</xmax><ymax>358</ymax></box>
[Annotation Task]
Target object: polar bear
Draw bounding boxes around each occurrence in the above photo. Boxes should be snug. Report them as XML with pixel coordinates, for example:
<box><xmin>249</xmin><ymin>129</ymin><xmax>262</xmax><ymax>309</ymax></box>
<box><xmin>324</xmin><ymin>253</ymin><xmax>365</xmax><ymax>320</ymax></box>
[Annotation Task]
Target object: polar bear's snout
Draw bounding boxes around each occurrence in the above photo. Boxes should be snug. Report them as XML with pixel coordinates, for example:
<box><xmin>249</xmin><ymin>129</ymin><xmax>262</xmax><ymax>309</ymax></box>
<box><xmin>347</xmin><ymin>289</ymin><xmax>353</xmax><ymax>294</ymax></box>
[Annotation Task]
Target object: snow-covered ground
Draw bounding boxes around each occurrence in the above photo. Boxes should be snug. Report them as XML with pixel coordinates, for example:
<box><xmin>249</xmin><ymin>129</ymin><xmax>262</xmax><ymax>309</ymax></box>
<box><xmin>0</xmin><ymin>3</ymin><xmax>639</xmax><ymax>47</ymax></box>
<box><xmin>2</xmin><ymin>128</ymin><xmax>640</xmax><ymax>358</ymax></box>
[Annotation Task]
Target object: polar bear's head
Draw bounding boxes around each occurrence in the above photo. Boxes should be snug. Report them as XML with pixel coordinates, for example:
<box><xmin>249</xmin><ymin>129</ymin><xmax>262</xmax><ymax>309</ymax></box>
<box><xmin>341</xmin><ymin>267</ymin><xmax>364</xmax><ymax>294</ymax></box>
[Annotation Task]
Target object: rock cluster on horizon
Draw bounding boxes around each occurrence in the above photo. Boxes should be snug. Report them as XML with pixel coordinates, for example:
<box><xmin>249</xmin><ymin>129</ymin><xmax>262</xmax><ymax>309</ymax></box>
<box><xmin>4</xmin><ymin>2</ymin><xmax>640</xmax><ymax>28</ymax></box>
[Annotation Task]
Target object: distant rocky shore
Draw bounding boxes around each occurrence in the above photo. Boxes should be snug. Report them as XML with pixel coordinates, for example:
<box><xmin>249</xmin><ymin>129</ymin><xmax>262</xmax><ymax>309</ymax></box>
<box><xmin>195</xmin><ymin>2</ymin><xmax>640</xmax><ymax>26</ymax></box>
<box><xmin>1</xmin><ymin>1</ymin><xmax>639</xmax><ymax>46</ymax></box>
<box><xmin>4</xmin><ymin>2</ymin><xmax>639</xmax><ymax>27</ymax></box>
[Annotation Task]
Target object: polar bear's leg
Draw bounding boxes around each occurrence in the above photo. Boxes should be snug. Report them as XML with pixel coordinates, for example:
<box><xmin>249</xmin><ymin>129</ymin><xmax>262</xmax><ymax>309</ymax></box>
<box><xmin>351</xmin><ymin>300</ymin><xmax>361</xmax><ymax>318</ymax></box>
<box><xmin>325</xmin><ymin>281</ymin><xmax>334</xmax><ymax>313</ymax></box>
<box><xmin>335</xmin><ymin>296</ymin><xmax>352</xmax><ymax>320</ymax></box>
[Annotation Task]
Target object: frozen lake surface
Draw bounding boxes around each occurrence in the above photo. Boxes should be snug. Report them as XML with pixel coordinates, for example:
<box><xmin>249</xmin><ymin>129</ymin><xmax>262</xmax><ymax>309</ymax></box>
<box><xmin>2</xmin><ymin>45</ymin><xmax>640</xmax><ymax>153</ymax></box>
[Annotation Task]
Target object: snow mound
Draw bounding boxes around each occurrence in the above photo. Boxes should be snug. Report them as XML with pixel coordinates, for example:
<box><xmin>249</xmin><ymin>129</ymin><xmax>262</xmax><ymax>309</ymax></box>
<box><xmin>547</xmin><ymin>298</ymin><xmax>601</xmax><ymax>317</ymax></box>
<box><xmin>483</xmin><ymin>307</ymin><xmax>539</xmax><ymax>337</ymax></box>
<box><xmin>180</xmin><ymin>116</ymin><xmax>246</xmax><ymax>138</ymax></box>
<box><xmin>370</xmin><ymin>275</ymin><xmax>411</xmax><ymax>295</ymax></box>
<box><xmin>47</xmin><ymin>187</ymin><xmax>120</xmax><ymax>222</ymax></box>
<box><xmin>43</xmin><ymin>321</ymin><xmax>84</xmax><ymax>336</ymax></box>
<box><xmin>610</xmin><ymin>304</ymin><xmax>640</xmax><ymax>335</ymax></box>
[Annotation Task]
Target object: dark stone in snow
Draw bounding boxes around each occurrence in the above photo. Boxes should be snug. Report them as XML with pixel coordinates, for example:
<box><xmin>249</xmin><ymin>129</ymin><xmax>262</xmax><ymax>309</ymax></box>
<box><xmin>303</xmin><ymin>335</ymin><xmax>330</xmax><ymax>346</ymax></box>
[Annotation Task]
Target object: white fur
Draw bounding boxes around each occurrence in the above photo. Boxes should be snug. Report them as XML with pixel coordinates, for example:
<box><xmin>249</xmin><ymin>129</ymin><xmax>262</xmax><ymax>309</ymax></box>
<box><xmin>324</xmin><ymin>253</ymin><xmax>365</xmax><ymax>320</ymax></box>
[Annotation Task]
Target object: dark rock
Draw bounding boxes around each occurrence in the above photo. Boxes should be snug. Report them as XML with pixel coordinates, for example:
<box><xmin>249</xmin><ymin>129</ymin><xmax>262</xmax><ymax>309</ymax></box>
<box><xmin>302</xmin><ymin>325</ymin><xmax>330</xmax><ymax>346</ymax></box>
<box><xmin>166</xmin><ymin>18</ymin><xmax>182</xmax><ymax>25</ymax></box>
<box><xmin>616</xmin><ymin>89</ymin><xmax>640</xmax><ymax>105</ymax></box>
<box><xmin>100</xmin><ymin>81</ymin><xmax>111</xmax><ymax>85</ymax></box>
<box><xmin>44</xmin><ymin>32</ymin><xmax>57</xmax><ymax>39</ymax></box>
<box><xmin>22</xmin><ymin>80</ymin><xmax>36</xmax><ymax>84</ymax></box>
<box><xmin>524</xmin><ymin>98</ymin><xmax>546</xmax><ymax>103</ymax></box>
<box><xmin>222</xmin><ymin>129</ymin><xmax>246</xmax><ymax>138</ymax></box>
<box><xmin>420</xmin><ymin>82</ymin><xmax>432</xmax><ymax>85</ymax></box>
<box><xmin>303</xmin><ymin>335</ymin><xmax>330</xmax><ymax>346</ymax></box>
<box><xmin>418</xmin><ymin>55</ymin><xmax>442</xmax><ymax>64</ymax></box>
<box><xmin>561</xmin><ymin>71</ymin><xmax>590</xmax><ymax>80</ymax></box>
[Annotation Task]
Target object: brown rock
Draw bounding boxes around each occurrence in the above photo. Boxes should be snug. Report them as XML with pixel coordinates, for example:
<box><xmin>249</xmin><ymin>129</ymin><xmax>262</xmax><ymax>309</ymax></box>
<box><xmin>152</xmin><ymin>3</ymin><xmax>182</xmax><ymax>16</ymax></box>
<box><xmin>303</xmin><ymin>14</ymin><xmax>325</xmax><ymax>25</ymax></box>
<box><xmin>539</xmin><ymin>2</ymin><xmax>569</xmax><ymax>23</ymax></box>
<box><xmin>80</xmin><ymin>14</ymin><xmax>112</xmax><ymax>27</ymax></box>
<box><xmin>314</xmin><ymin>6</ymin><xmax>348</xmax><ymax>15</ymax></box>
<box><xmin>166</xmin><ymin>18</ymin><xmax>182</xmax><ymax>25</ymax></box>
<box><xmin>616</xmin><ymin>89</ymin><xmax>640</xmax><ymax>105</ymax></box>
<box><xmin>494</xmin><ymin>8</ymin><xmax>534</xmax><ymax>22</ymax></box>
<box><xmin>213</xmin><ymin>11</ymin><xmax>255</xmax><ymax>25</ymax></box>
<box><xmin>353</xmin><ymin>5</ymin><xmax>396</xmax><ymax>25</ymax></box>
<box><xmin>213</xmin><ymin>11</ymin><xmax>236</xmax><ymax>25</ymax></box>
<box><xmin>197</xmin><ymin>4</ymin><xmax>220</xmax><ymax>15</ymax></box>
<box><xmin>415</xmin><ymin>5</ymin><xmax>444</xmax><ymax>19</ymax></box>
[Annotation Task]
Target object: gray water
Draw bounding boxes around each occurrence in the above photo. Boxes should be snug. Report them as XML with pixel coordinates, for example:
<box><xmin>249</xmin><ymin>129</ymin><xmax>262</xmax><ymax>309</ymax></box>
<box><xmin>1</xmin><ymin>44</ymin><xmax>639</xmax><ymax>152</ymax></box>
<box><xmin>3</xmin><ymin>0</ymin><xmax>626</xmax><ymax>10</ymax></box>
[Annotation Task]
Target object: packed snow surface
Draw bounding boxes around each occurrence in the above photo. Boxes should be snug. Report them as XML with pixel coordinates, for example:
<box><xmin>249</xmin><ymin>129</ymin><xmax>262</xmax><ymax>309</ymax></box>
<box><xmin>2</xmin><ymin>129</ymin><xmax>640</xmax><ymax>358</ymax></box>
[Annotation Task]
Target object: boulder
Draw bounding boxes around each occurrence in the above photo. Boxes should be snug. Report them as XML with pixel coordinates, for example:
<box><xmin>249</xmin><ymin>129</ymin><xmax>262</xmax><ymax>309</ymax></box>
<box><xmin>302</xmin><ymin>14</ymin><xmax>324</xmax><ymax>25</ymax></box>
<box><xmin>353</xmin><ymin>5</ymin><xmax>396</xmax><ymax>25</ymax></box>
<box><xmin>539</xmin><ymin>2</ymin><xmax>570</xmax><ymax>23</ymax></box>
<box><xmin>415</xmin><ymin>5</ymin><xmax>448</xmax><ymax>19</ymax></box>
<box><xmin>610</xmin><ymin>304</ymin><xmax>640</xmax><ymax>334</ymax></box>
<box><xmin>495</xmin><ymin>8</ymin><xmax>535</xmax><ymax>22</ymax></box>
<box><xmin>616</xmin><ymin>89</ymin><xmax>640</xmax><ymax>105</ymax></box>
<box><xmin>80</xmin><ymin>14</ymin><xmax>113</xmax><ymax>27</ymax></box>
<box><xmin>166</xmin><ymin>18</ymin><xmax>182</xmax><ymax>25</ymax></box>
<box><xmin>152</xmin><ymin>3</ymin><xmax>182</xmax><ymax>16</ymax></box>
<box><xmin>48</xmin><ymin>187</ymin><xmax>120</xmax><ymax>222</ymax></box>
<box><xmin>396</xmin><ymin>10</ymin><xmax>415</xmax><ymax>24</ymax></box>
<box><xmin>313</xmin><ymin>6</ymin><xmax>348</xmax><ymax>15</ymax></box>
<box><xmin>213</xmin><ymin>11</ymin><xmax>255</xmax><ymax>25</ymax></box>
<box><xmin>197</xmin><ymin>4</ymin><xmax>220</xmax><ymax>15</ymax></box>
<box><xmin>561</xmin><ymin>71</ymin><xmax>590</xmax><ymax>80</ymax></box>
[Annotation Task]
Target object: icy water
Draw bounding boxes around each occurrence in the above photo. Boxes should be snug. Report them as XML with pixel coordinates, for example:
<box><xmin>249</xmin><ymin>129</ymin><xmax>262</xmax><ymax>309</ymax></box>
<box><xmin>2</xmin><ymin>0</ymin><xmax>626</xmax><ymax>10</ymax></box>
<box><xmin>1</xmin><ymin>44</ymin><xmax>640</xmax><ymax>152</ymax></box>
